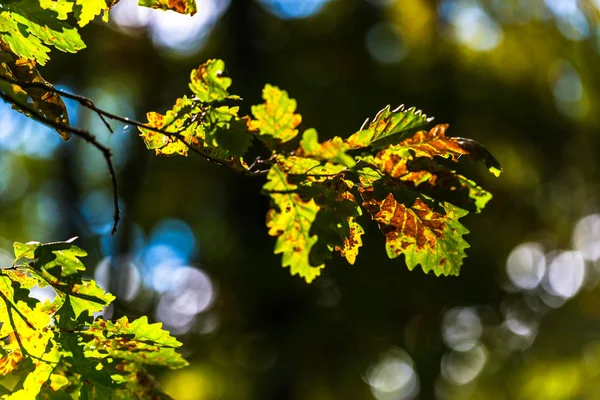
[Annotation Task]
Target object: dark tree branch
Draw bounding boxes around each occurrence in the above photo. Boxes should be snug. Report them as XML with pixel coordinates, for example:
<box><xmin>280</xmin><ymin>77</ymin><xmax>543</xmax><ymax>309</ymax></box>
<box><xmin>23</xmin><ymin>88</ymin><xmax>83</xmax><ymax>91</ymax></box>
<box><xmin>0</xmin><ymin>91</ymin><xmax>121</xmax><ymax>234</ymax></box>
<box><xmin>0</xmin><ymin>75</ymin><xmax>268</xmax><ymax>177</ymax></box>
<box><xmin>0</xmin><ymin>71</ymin><xmax>293</xmax><ymax>230</ymax></box>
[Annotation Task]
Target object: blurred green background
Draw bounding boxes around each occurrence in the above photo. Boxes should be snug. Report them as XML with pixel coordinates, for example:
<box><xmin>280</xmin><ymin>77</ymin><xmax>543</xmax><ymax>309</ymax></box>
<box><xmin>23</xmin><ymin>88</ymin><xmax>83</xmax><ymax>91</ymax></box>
<box><xmin>2</xmin><ymin>0</ymin><xmax>600</xmax><ymax>398</ymax></box>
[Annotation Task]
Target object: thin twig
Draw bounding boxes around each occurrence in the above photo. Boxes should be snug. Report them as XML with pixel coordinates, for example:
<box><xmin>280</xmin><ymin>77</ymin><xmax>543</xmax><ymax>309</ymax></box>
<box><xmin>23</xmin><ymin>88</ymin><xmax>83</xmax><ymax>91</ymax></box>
<box><xmin>0</xmin><ymin>76</ymin><xmax>273</xmax><ymax>234</ymax></box>
<box><xmin>0</xmin><ymin>91</ymin><xmax>120</xmax><ymax>234</ymax></box>
<box><xmin>0</xmin><ymin>75</ymin><xmax>253</xmax><ymax>172</ymax></box>
<box><xmin>0</xmin><ymin>75</ymin><xmax>276</xmax><ymax>180</ymax></box>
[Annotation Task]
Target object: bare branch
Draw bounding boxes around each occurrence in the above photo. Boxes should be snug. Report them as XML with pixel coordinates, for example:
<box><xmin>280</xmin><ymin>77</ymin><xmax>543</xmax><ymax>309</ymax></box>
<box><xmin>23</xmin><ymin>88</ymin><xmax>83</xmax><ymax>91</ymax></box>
<box><xmin>0</xmin><ymin>75</ymin><xmax>273</xmax><ymax>234</ymax></box>
<box><xmin>0</xmin><ymin>91</ymin><xmax>121</xmax><ymax>234</ymax></box>
<box><xmin>0</xmin><ymin>75</ymin><xmax>264</xmax><ymax>175</ymax></box>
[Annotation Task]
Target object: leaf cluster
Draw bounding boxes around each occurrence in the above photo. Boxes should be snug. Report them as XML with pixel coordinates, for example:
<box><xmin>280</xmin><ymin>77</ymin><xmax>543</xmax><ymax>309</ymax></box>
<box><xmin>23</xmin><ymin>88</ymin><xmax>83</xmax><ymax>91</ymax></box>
<box><xmin>139</xmin><ymin>59</ymin><xmax>502</xmax><ymax>282</ymax></box>
<box><xmin>0</xmin><ymin>239</ymin><xmax>187</xmax><ymax>399</ymax></box>
<box><xmin>0</xmin><ymin>0</ymin><xmax>194</xmax><ymax>67</ymax></box>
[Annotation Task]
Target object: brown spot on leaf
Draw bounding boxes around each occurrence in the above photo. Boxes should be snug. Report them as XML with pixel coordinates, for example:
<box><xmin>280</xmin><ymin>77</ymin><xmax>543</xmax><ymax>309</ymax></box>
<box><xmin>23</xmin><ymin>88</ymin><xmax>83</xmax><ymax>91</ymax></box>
<box><xmin>364</xmin><ymin>194</ymin><xmax>447</xmax><ymax>254</ymax></box>
<box><xmin>399</xmin><ymin>124</ymin><xmax>467</xmax><ymax>161</ymax></box>
<box><xmin>167</xmin><ymin>0</ymin><xmax>189</xmax><ymax>13</ymax></box>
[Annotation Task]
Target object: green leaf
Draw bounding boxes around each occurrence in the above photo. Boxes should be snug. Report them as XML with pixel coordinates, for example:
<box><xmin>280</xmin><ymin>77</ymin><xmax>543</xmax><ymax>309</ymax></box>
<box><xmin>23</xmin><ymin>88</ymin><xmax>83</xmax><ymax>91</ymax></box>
<box><xmin>338</xmin><ymin>217</ymin><xmax>364</xmax><ymax>264</ymax></box>
<box><xmin>4</xmin><ymin>348</ymin><xmax>59</xmax><ymax>399</ymax></box>
<box><xmin>2</xmin><ymin>239</ymin><xmax>190</xmax><ymax>399</ymax></box>
<box><xmin>56</xmin><ymin>333</ymin><xmax>121</xmax><ymax>395</ymax></box>
<box><xmin>73</xmin><ymin>0</ymin><xmax>110</xmax><ymax>27</ymax></box>
<box><xmin>250</xmin><ymin>84</ymin><xmax>302</xmax><ymax>149</ymax></box>
<box><xmin>15</xmin><ymin>240</ymin><xmax>86</xmax><ymax>283</ymax></box>
<box><xmin>139</xmin><ymin>96</ymin><xmax>198</xmax><ymax>156</ymax></box>
<box><xmin>346</xmin><ymin>104</ymin><xmax>433</xmax><ymax>149</ymax></box>
<box><xmin>202</xmin><ymin>106</ymin><xmax>252</xmax><ymax>159</ymax></box>
<box><xmin>83</xmin><ymin>316</ymin><xmax>188</xmax><ymax>369</ymax></box>
<box><xmin>263</xmin><ymin>162</ymin><xmax>364</xmax><ymax>280</ymax></box>
<box><xmin>33</xmin><ymin>241</ymin><xmax>87</xmax><ymax>276</ymax></box>
<box><xmin>397</xmin><ymin>163</ymin><xmax>493</xmax><ymax>214</ymax></box>
<box><xmin>113</xmin><ymin>368</ymin><xmax>175</xmax><ymax>400</ymax></box>
<box><xmin>307</xmin><ymin>178</ymin><xmax>365</xmax><ymax>266</ymax></box>
<box><xmin>39</xmin><ymin>0</ymin><xmax>74</xmax><ymax>20</ymax></box>
<box><xmin>361</xmin><ymin>187</ymin><xmax>470</xmax><ymax>276</ymax></box>
<box><xmin>331</xmin><ymin>183</ymin><xmax>365</xmax><ymax>265</ymax></box>
<box><xmin>47</xmin><ymin>277</ymin><xmax>114</xmax><ymax>320</ymax></box>
<box><xmin>278</xmin><ymin>156</ymin><xmax>346</xmax><ymax>176</ymax></box>
<box><xmin>263</xmin><ymin>165</ymin><xmax>323</xmax><ymax>283</ymax></box>
<box><xmin>0</xmin><ymin>1</ymin><xmax>86</xmax><ymax>65</ymax></box>
<box><xmin>138</xmin><ymin>0</ymin><xmax>197</xmax><ymax>15</ymax></box>
<box><xmin>355</xmin><ymin>123</ymin><xmax>495</xmax><ymax>214</ymax></box>
<box><xmin>140</xmin><ymin>98</ymin><xmax>252</xmax><ymax>161</ymax></box>
<box><xmin>140</xmin><ymin>62</ymin><xmax>251</xmax><ymax>162</ymax></box>
<box><xmin>0</xmin><ymin>271</ymin><xmax>54</xmax><ymax>382</ymax></box>
<box><xmin>356</xmin><ymin>165</ymin><xmax>383</xmax><ymax>187</ymax></box>
<box><xmin>189</xmin><ymin>59</ymin><xmax>239</xmax><ymax>102</ymax></box>
<box><xmin>455</xmin><ymin>174</ymin><xmax>492</xmax><ymax>213</ymax></box>
<box><xmin>13</xmin><ymin>240</ymin><xmax>115</xmax><ymax>319</ymax></box>
<box><xmin>299</xmin><ymin>128</ymin><xmax>355</xmax><ymax>168</ymax></box>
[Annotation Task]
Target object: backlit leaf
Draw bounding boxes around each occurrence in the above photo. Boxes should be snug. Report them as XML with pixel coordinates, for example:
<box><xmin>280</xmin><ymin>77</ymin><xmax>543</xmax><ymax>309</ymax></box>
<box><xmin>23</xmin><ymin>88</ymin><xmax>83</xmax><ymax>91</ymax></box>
<box><xmin>57</xmin><ymin>333</ymin><xmax>121</xmax><ymax>395</ymax></box>
<box><xmin>3</xmin><ymin>238</ymin><xmax>189</xmax><ymax>399</ymax></box>
<box><xmin>83</xmin><ymin>316</ymin><xmax>188</xmax><ymax>369</ymax></box>
<box><xmin>309</xmin><ymin>179</ymin><xmax>365</xmax><ymax>265</ymax></box>
<box><xmin>278</xmin><ymin>156</ymin><xmax>346</xmax><ymax>176</ymax></box>
<box><xmin>334</xmin><ymin>187</ymin><xmax>365</xmax><ymax>265</ymax></box>
<box><xmin>356</xmin><ymin>165</ymin><xmax>383</xmax><ymax>187</ymax></box>
<box><xmin>394</xmin><ymin>124</ymin><xmax>468</xmax><ymax>161</ymax></box>
<box><xmin>113</xmin><ymin>367</ymin><xmax>174</xmax><ymax>400</ymax></box>
<box><xmin>250</xmin><ymin>84</ymin><xmax>302</xmax><ymax>149</ymax></box>
<box><xmin>73</xmin><ymin>0</ymin><xmax>110</xmax><ymax>27</ymax></box>
<box><xmin>355</xmin><ymin>121</ymin><xmax>497</xmax><ymax>216</ymax></box>
<box><xmin>138</xmin><ymin>0</ymin><xmax>197</xmax><ymax>15</ymax></box>
<box><xmin>361</xmin><ymin>187</ymin><xmax>469</xmax><ymax>276</ymax></box>
<box><xmin>455</xmin><ymin>174</ymin><xmax>492</xmax><ymax>213</ymax></box>
<box><xmin>346</xmin><ymin>105</ymin><xmax>433</xmax><ymax>149</ymax></box>
<box><xmin>139</xmin><ymin>96</ymin><xmax>197</xmax><ymax>156</ymax></box>
<box><xmin>5</xmin><ymin>347</ymin><xmax>60</xmax><ymax>399</ymax></box>
<box><xmin>13</xmin><ymin>240</ymin><xmax>115</xmax><ymax>319</ymax></box>
<box><xmin>202</xmin><ymin>106</ymin><xmax>252</xmax><ymax>159</ymax></box>
<box><xmin>338</xmin><ymin>217</ymin><xmax>364</xmax><ymax>264</ymax></box>
<box><xmin>365</xmin><ymin>146</ymin><xmax>412</xmax><ymax>180</ymax></box>
<box><xmin>299</xmin><ymin>128</ymin><xmax>355</xmax><ymax>168</ymax></box>
<box><xmin>0</xmin><ymin>1</ymin><xmax>86</xmax><ymax>65</ymax></box>
<box><xmin>39</xmin><ymin>0</ymin><xmax>74</xmax><ymax>20</ymax></box>
<box><xmin>140</xmin><ymin>62</ymin><xmax>251</xmax><ymax>162</ymax></box>
<box><xmin>264</xmin><ymin>162</ymin><xmax>364</xmax><ymax>277</ymax></box>
<box><xmin>402</xmin><ymin>166</ymin><xmax>493</xmax><ymax>214</ymax></box>
<box><xmin>189</xmin><ymin>59</ymin><xmax>239</xmax><ymax>103</ymax></box>
<box><xmin>263</xmin><ymin>165</ymin><xmax>323</xmax><ymax>283</ymax></box>
<box><xmin>0</xmin><ymin>271</ymin><xmax>54</xmax><ymax>383</ymax></box>
<box><xmin>51</xmin><ymin>279</ymin><xmax>114</xmax><ymax>319</ymax></box>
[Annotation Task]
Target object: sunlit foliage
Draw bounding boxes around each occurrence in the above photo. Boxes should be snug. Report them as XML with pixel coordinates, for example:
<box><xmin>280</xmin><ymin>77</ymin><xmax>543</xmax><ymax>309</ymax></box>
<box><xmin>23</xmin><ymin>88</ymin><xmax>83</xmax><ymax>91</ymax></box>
<box><xmin>140</xmin><ymin>58</ymin><xmax>500</xmax><ymax>282</ymax></box>
<box><xmin>0</xmin><ymin>239</ymin><xmax>187</xmax><ymax>398</ymax></box>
